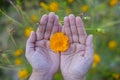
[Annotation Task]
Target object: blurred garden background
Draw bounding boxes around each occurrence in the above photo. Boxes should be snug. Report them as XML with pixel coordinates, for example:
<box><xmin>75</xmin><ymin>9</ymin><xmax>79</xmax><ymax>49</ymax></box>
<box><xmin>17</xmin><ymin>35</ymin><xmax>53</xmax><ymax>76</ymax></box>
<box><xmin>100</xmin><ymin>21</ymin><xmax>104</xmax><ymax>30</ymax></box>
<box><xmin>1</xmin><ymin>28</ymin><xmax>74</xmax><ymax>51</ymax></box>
<box><xmin>0</xmin><ymin>0</ymin><xmax>120</xmax><ymax>80</ymax></box>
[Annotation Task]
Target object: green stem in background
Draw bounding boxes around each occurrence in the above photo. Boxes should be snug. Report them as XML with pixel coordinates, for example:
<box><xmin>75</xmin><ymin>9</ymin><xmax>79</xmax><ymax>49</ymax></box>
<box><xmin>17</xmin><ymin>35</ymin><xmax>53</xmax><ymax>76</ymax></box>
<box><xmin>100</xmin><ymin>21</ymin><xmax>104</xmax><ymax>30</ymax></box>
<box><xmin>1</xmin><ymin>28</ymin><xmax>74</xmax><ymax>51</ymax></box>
<box><xmin>15</xmin><ymin>0</ymin><xmax>29</xmax><ymax>27</ymax></box>
<box><xmin>100</xmin><ymin>20</ymin><xmax>120</xmax><ymax>28</ymax></box>
<box><xmin>3</xmin><ymin>50</ymin><xmax>13</xmax><ymax>53</ymax></box>
<box><xmin>1</xmin><ymin>53</ymin><xmax>12</xmax><ymax>65</ymax></box>
<box><xmin>9</xmin><ymin>0</ymin><xmax>21</xmax><ymax>17</ymax></box>
<box><xmin>9</xmin><ymin>34</ymin><xmax>17</xmax><ymax>48</ymax></box>
<box><xmin>85</xmin><ymin>28</ymin><xmax>97</xmax><ymax>30</ymax></box>
<box><xmin>60</xmin><ymin>21</ymin><xmax>64</xmax><ymax>24</ymax></box>
<box><xmin>0</xmin><ymin>9</ymin><xmax>23</xmax><ymax>27</ymax></box>
<box><xmin>0</xmin><ymin>65</ymin><xmax>18</xmax><ymax>70</ymax></box>
<box><xmin>7</xmin><ymin>27</ymin><xmax>17</xmax><ymax>48</ymax></box>
<box><xmin>5</xmin><ymin>57</ymin><xmax>11</xmax><ymax>65</ymax></box>
<box><xmin>18</xmin><ymin>8</ymin><xmax>29</xmax><ymax>27</ymax></box>
<box><xmin>8</xmin><ymin>0</ymin><xmax>29</xmax><ymax>27</ymax></box>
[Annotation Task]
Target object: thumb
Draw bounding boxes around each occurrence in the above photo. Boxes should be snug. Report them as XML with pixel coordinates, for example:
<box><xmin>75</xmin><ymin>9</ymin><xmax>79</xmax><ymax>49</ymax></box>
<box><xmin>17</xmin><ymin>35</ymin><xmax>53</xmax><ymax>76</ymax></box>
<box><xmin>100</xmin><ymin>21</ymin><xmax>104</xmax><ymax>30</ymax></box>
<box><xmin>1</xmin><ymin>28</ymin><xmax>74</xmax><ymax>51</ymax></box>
<box><xmin>86</xmin><ymin>34</ymin><xmax>93</xmax><ymax>47</ymax></box>
<box><xmin>85</xmin><ymin>34</ymin><xmax>94</xmax><ymax>57</ymax></box>
<box><xmin>26</xmin><ymin>31</ymin><xmax>36</xmax><ymax>54</ymax></box>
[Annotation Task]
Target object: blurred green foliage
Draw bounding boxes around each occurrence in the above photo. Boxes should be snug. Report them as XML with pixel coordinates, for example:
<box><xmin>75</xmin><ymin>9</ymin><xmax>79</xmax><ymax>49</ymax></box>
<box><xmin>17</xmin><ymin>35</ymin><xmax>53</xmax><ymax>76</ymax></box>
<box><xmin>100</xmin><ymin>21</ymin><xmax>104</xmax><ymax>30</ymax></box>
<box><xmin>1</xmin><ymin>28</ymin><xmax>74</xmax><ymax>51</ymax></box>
<box><xmin>0</xmin><ymin>0</ymin><xmax>120</xmax><ymax>80</ymax></box>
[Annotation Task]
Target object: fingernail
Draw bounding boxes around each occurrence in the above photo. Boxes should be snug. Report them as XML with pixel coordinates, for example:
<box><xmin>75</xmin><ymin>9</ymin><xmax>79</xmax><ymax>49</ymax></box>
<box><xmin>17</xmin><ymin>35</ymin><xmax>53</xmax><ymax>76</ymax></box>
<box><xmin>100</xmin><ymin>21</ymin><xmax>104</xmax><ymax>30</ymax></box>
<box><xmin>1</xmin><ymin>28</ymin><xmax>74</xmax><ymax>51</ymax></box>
<box><xmin>49</xmin><ymin>12</ymin><xmax>55</xmax><ymax>15</ymax></box>
<box><xmin>31</xmin><ymin>31</ymin><xmax>34</xmax><ymax>34</ymax></box>
<box><xmin>43</xmin><ymin>14</ymin><xmax>47</xmax><ymax>17</ymax></box>
<box><xmin>76</xmin><ymin>16</ymin><xmax>80</xmax><ymax>19</ymax></box>
<box><xmin>69</xmin><ymin>14</ymin><xmax>74</xmax><ymax>17</ymax></box>
<box><xmin>90</xmin><ymin>34</ymin><xmax>93</xmax><ymax>38</ymax></box>
<box><xmin>55</xmin><ymin>15</ymin><xmax>59</xmax><ymax>19</ymax></box>
<box><xmin>64</xmin><ymin>16</ymin><xmax>68</xmax><ymax>19</ymax></box>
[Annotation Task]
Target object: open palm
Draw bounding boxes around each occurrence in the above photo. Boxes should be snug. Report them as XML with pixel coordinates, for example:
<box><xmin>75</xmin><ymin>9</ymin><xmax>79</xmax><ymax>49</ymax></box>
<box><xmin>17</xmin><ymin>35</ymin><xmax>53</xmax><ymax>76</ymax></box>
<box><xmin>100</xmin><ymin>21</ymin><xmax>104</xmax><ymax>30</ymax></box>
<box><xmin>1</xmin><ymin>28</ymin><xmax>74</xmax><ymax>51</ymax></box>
<box><xmin>25</xmin><ymin>12</ymin><xmax>60</xmax><ymax>76</ymax></box>
<box><xmin>61</xmin><ymin>15</ymin><xmax>94</xmax><ymax>79</ymax></box>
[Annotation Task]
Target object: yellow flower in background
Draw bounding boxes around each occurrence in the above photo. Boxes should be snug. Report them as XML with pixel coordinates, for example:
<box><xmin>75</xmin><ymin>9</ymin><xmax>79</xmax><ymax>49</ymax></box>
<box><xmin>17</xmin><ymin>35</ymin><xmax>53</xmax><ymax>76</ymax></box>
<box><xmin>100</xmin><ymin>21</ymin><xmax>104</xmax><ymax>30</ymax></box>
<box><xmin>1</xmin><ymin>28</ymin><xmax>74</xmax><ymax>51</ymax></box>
<box><xmin>50</xmin><ymin>32</ymin><xmax>69</xmax><ymax>53</ymax></box>
<box><xmin>81</xmin><ymin>5</ymin><xmax>89</xmax><ymax>13</ymax></box>
<box><xmin>14</xmin><ymin>49</ymin><xmax>23</xmax><ymax>57</ymax></box>
<box><xmin>25</xmin><ymin>27</ymin><xmax>33</xmax><ymax>37</ymax></box>
<box><xmin>113</xmin><ymin>73</ymin><xmax>120</xmax><ymax>79</ymax></box>
<box><xmin>40</xmin><ymin>2</ymin><xmax>49</xmax><ymax>10</ymax></box>
<box><xmin>15</xmin><ymin>58</ymin><xmax>22</xmax><ymax>65</ymax></box>
<box><xmin>67</xmin><ymin>0</ymin><xmax>74</xmax><ymax>3</ymax></box>
<box><xmin>49</xmin><ymin>2</ymin><xmax>59</xmax><ymax>12</ymax></box>
<box><xmin>109</xmin><ymin>0</ymin><xmax>119</xmax><ymax>7</ymax></box>
<box><xmin>92</xmin><ymin>53</ymin><xmax>101</xmax><ymax>68</ymax></box>
<box><xmin>30</xmin><ymin>14</ymin><xmax>38</xmax><ymax>23</ymax></box>
<box><xmin>66</xmin><ymin>8</ymin><xmax>72</xmax><ymax>14</ymax></box>
<box><xmin>18</xmin><ymin>69</ymin><xmax>29</xmax><ymax>79</ymax></box>
<box><xmin>108</xmin><ymin>40</ymin><xmax>117</xmax><ymax>50</ymax></box>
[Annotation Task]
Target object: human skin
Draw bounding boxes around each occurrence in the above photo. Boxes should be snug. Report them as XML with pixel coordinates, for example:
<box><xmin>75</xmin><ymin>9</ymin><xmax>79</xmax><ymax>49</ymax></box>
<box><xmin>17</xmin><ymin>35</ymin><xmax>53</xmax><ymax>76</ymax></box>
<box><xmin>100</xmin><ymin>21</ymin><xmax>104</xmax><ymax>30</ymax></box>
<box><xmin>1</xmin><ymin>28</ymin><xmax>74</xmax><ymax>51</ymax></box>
<box><xmin>25</xmin><ymin>12</ymin><xmax>94</xmax><ymax>80</ymax></box>
<box><xmin>25</xmin><ymin>12</ymin><xmax>60</xmax><ymax>80</ymax></box>
<box><xmin>61</xmin><ymin>14</ymin><xmax>94</xmax><ymax>80</ymax></box>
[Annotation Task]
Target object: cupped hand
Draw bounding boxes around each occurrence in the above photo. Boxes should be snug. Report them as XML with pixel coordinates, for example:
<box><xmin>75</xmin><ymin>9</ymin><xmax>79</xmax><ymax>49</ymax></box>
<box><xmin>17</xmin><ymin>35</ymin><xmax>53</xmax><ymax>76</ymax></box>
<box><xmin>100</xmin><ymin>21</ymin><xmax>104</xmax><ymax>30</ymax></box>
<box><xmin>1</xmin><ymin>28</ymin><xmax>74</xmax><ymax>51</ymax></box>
<box><xmin>25</xmin><ymin>12</ymin><xmax>60</xmax><ymax>79</ymax></box>
<box><xmin>61</xmin><ymin>14</ymin><xmax>94</xmax><ymax>80</ymax></box>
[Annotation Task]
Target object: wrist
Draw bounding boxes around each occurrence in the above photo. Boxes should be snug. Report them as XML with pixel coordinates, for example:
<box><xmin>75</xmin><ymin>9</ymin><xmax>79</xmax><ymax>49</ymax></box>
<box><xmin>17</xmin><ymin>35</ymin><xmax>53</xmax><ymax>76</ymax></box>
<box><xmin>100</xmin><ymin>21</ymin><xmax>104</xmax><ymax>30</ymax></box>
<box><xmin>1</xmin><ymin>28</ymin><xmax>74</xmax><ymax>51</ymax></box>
<box><xmin>29</xmin><ymin>69</ymin><xmax>53</xmax><ymax>80</ymax></box>
<box><xmin>64</xmin><ymin>76</ymin><xmax>85</xmax><ymax>80</ymax></box>
<box><xmin>62</xmin><ymin>73</ymin><xmax>86</xmax><ymax>80</ymax></box>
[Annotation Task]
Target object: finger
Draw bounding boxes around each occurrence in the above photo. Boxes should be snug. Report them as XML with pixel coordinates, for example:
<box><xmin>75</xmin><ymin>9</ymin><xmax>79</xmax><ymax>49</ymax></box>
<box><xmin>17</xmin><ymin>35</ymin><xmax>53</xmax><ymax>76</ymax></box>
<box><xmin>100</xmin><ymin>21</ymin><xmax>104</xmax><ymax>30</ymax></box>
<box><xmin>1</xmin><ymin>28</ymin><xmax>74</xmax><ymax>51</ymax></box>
<box><xmin>62</xmin><ymin>26</ymin><xmax>65</xmax><ymax>33</ymax></box>
<box><xmin>69</xmin><ymin>14</ymin><xmax>79</xmax><ymax>43</ymax></box>
<box><xmin>85</xmin><ymin>35</ymin><xmax>94</xmax><ymax>58</ymax></box>
<box><xmin>44</xmin><ymin>12</ymin><xmax>55</xmax><ymax>39</ymax></box>
<box><xmin>86</xmin><ymin>35</ymin><xmax>93</xmax><ymax>47</ymax></box>
<box><xmin>58</xmin><ymin>23</ymin><xmax>62</xmax><ymax>32</ymax></box>
<box><xmin>76</xmin><ymin>16</ymin><xmax>87</xmax><ymax>44</ymax></box>
<box><xmin>37</xmin><ymin>14</ymin><xmax>48</xmax><ymax>40</ymax></box>
<box><xmin>50</xmin><ymin>15</ymin><xmax>59</xmax><ymax>38</ymax></box>
<box><xmin>26</xmin><ymin>31</ymin><xmax>36</xmax><ymax>54</ymax></box>
<box><xmin>64</xmin><ymin>16</ymin><xmax>72</xmax><ymax>43</ymax></box>
<box><xmin>35</xmin><ymin>40</ymin><xmax>48</xmax><ymax>49</ymax></box>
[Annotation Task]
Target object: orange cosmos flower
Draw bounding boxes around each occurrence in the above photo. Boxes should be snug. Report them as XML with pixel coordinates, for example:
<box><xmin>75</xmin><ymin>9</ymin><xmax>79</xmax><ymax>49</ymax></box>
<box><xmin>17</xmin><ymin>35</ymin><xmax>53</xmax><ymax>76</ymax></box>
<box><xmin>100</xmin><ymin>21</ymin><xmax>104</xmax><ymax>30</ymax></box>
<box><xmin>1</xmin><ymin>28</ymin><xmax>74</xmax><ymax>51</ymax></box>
<box><xmin>81</xmin><ymin>5</ymin><xmax>89</xmax><ymax>13</ymax></box>
<box><xmin>50</xmin><ymin>32</ymin><xmax>69</xmax><ymax>53</ymax></box>
<box><xmin>109</xmin><ymin>0</ymin><xmax>119</xmax><ymax>7</ymax></box>
<box><xmin>108</xmin><ymin>40</ymin><xmax>117</xmax><ymax>50</ymax></box>
<box><xmin>18</xmin><ymin>69</ymin><xmax>29</xmax><ymax>79</ymax></box>
<box><xmin>92</xmin><ymin>53</ymin><xmax>101</xmax><ymax>68</ymax></box>
<box><xmin>39</xmin><ymin>2</ymin><xmax>49</xmax><ymax>10</ymax></box>
<box><xmin>14</xmin><ymin>49</ymin><xmax>23</xmax><ymax>57</ymax></box>
<box><xmin>66</xmin><ymin>8</ymin><xmax>72</xmax><ymax>14</ymax></box>
<box><xmin>49</xmin><ymin>2</ymin><xmax>59</xmax><ymax>12</ymax></box>
<box><xmin>30</xmin><ymin>14</ymin><xmax>38</xmax><ymax>23</ymax></box>
<box><xmin>67</xmin><ymin>0</ymin><xmax>74</xmax><ymax>4</ymax></box>
<box><xmin>25</xmin><ymin>27</ymin><xmax>33</xmax><ymax>38</ymax></box>
<box><xmin>15</xmin><ymin>58</ymin><xmax>22</xmax><ymax>65</ymax></box>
